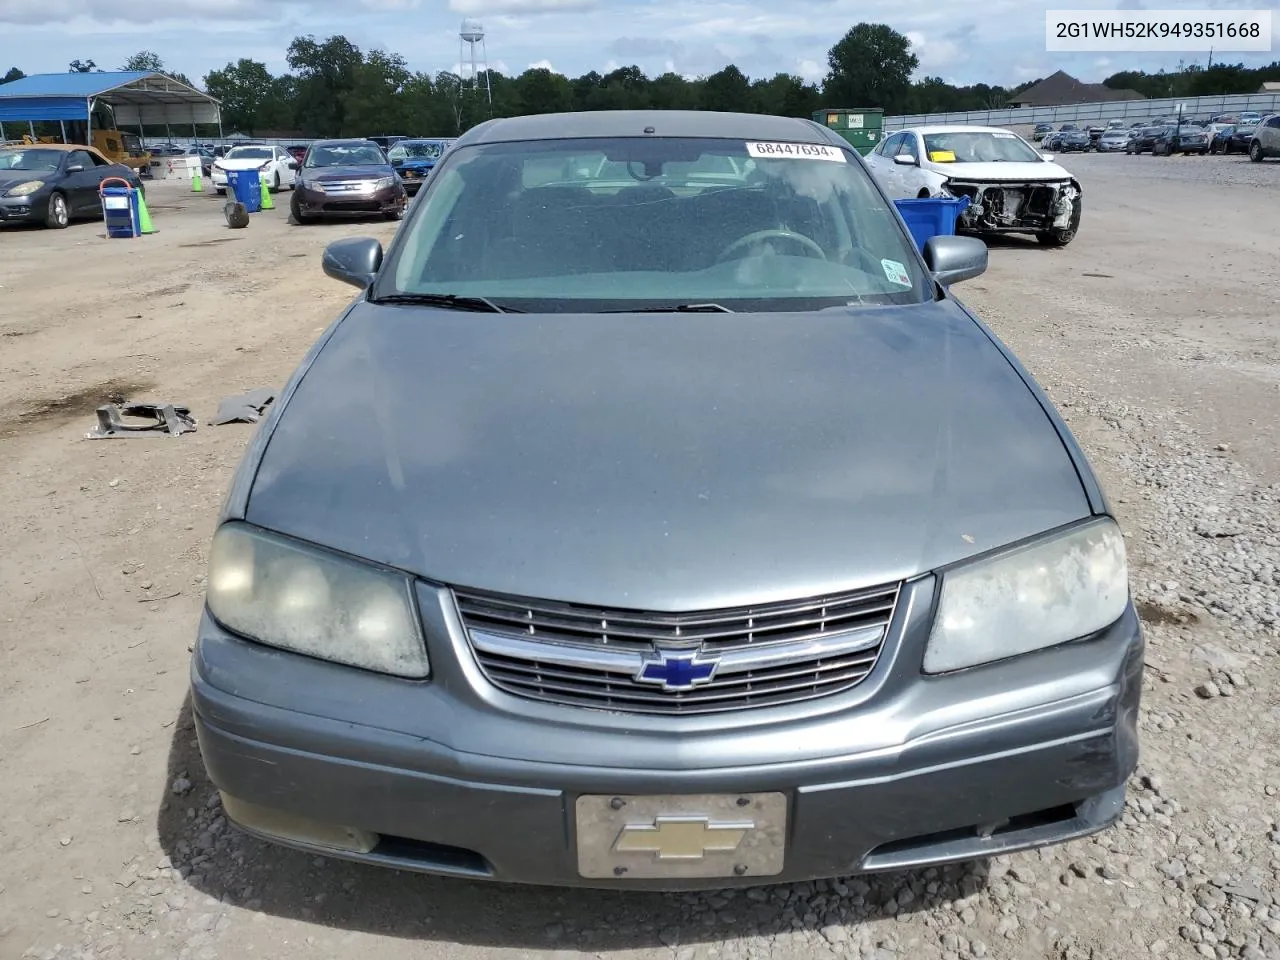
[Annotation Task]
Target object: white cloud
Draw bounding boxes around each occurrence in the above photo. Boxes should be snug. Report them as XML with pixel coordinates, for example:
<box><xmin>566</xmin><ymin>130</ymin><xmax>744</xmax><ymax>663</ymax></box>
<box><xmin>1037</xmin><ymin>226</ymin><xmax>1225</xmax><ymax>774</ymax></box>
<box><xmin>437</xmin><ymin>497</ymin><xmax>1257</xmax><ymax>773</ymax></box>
<box><xmin>527</xmin><ymin>58</ymin><xmax>559</xmax><ymax>73</ymax></box>
<box><xmin>797</xmin><ymin>59</ymin><xmax>824</xmax><ymax>82</ymax></box>
<box><xmin>6</xmin><ymin>0</ymin><xmax>1278</xmax><ymax>95</ymax></box>
<box><xmin>448</xmin><ymin>0</ymin><xmax>594</xmax><ymax>13</ymax></box>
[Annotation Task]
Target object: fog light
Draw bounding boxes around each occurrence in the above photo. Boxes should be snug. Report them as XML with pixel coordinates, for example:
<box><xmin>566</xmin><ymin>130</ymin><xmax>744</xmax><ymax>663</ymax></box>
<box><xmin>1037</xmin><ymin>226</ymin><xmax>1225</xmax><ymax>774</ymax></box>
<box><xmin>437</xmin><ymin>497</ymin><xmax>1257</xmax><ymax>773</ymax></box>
<box><xmin>220</xmin><ymin>793</ymin><xmax>378</xmax><ymax>854</ymax></box>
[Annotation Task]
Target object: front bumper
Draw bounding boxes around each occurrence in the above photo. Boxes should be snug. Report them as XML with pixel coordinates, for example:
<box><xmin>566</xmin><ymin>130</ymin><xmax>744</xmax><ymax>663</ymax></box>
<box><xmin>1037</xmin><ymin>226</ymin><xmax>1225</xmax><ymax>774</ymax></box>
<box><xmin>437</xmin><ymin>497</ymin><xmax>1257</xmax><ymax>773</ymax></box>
<box><xmin>294</xmin><ymin>183</ymin><xmax>406</xmax><ymax>217</ymax></box>
<box><xmin>191</xmin><ymin>577</ymin><xmax>1144</xmax><ymax>889</ymax></box>
<box><xmin>393</xmin><ymin>166</ymin><xmax>433</xmax><ymax>193</ymax></box>
<box><xmin>0</xmin><ymin>192</ymin><xmax>45</xmax><ymax>222</ymax></box>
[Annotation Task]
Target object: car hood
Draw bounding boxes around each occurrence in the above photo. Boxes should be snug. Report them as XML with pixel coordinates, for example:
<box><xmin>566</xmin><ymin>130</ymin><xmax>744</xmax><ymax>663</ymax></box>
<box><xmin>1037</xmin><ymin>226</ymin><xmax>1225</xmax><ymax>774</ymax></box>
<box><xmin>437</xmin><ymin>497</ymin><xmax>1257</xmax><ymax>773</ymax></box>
<box><xmin>245</xmin><ymin>299</ymin><xmax>1091</xmax><ymax>610</ymax></box>
<box><xmin>935</xmin><ymin>160</ymin><xmax>1073</xmax><ymax>181</ymax></box>
<box><xmin>215</xmin><ymin>157</ymin><xmax>277</xmax><ymax>170</ymax></box>
<box><xmin>300</xmin><ymin>165</ymin><xmax>392</xmax><ymax>181</ymax></box>
<box><xmin>0</xmin><ymin>170</ymin><xmax>51</xmax><ymax>184</ymax></box>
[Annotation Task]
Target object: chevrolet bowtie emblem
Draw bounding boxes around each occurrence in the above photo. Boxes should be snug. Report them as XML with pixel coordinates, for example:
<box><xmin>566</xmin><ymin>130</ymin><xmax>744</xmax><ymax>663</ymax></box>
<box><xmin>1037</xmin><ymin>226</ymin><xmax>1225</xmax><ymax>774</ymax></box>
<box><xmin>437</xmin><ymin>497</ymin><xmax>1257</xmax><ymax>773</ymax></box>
<box><xmin>612</xmin><ymin>815</ymin><xmax>752</xmax><ymax>861</ymax></box>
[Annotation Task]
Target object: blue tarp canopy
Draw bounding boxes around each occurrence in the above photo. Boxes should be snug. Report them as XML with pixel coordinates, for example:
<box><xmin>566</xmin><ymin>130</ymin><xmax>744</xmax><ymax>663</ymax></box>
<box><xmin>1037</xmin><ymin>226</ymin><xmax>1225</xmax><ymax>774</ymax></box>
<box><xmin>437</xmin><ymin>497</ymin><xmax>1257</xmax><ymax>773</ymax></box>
<box><xmin>0</xmin><ymin>71</ymin><xmax>221</xmax><ymax>126</ymax></box>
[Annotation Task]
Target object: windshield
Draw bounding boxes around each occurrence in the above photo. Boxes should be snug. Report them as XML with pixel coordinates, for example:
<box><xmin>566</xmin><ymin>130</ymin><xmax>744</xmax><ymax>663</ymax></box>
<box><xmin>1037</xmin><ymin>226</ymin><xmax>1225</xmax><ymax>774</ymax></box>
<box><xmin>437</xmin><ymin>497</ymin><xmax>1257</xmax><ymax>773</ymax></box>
<box><xmin>0</xmin><ymin>149</ymin><xmax>62</xmax><ymax>172</ymax></box>
<box><xmin>227</xmin><ymin>147</ymin><xmax>272</xmax><ymax>160</ymax></box>
<box><xmin>389</xmin><ymin>141</ymin><xmax>449</xmax><ymax>161</ymax></box>
<box><xmin>921</xmin><ymin>131</ymin><xmax>1042</xmax><ymax>163</ymax></box>
<box><xmin>305</xmin><ymin>143</ymin><xmax>386</xmax><ymax>168</ymax></box>
<box><xmin>379</xmin><ymin>136</ymin><xmax>930</xmax><ymax>312</ymax></box>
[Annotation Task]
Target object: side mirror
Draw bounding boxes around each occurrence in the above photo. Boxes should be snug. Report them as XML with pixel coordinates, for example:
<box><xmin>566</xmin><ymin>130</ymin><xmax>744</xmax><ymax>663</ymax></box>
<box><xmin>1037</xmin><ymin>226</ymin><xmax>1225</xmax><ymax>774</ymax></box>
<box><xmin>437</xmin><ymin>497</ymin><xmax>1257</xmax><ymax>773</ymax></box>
<box><xmin>322</xmin><ymin>237</ymin><xmax>383</xmax><ymax>289</ymax></box>
<box><xmin>923</xmin><ymin>234</ymin><xmax>988</xmax><ymax>287</ymax></box>
<box><xmin>893</xmin><ymin>153</ymin><xmax>917</xmax><ymax>166</ymax></box>
<box><xmin>66</xmin><ymin>164</ymin><xmax>84</xmax><ymax>173</ymax></box>
<box><xmin>1040</xmin><ymin>153</ymin><xmax>1055</xmax><ymax>162</ymax></box>
<box><xmin>288</xmin><ymin>161</ymin><xmax>299</xmax><ymax>170</ymax></box>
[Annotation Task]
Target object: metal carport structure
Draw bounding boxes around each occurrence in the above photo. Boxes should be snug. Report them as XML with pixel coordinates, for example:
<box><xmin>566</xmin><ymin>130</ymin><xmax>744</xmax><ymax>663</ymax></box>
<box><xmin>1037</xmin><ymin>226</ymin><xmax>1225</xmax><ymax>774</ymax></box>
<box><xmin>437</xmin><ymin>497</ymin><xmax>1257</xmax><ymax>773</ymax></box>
<box><xmin>0</xmin><ymin>71</ymin><xmax>222</xmax><ymax>142</ymax></box>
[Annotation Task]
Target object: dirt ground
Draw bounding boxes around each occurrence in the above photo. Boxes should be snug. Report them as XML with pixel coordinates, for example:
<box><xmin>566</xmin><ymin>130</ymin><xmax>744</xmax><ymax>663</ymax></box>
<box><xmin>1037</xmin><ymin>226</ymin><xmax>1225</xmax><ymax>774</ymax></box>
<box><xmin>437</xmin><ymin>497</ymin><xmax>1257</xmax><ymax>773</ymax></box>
<box><xmin>1</xmin><ymin>156</ymin><xmax>1277</xmax><ymax>960</ymax></box>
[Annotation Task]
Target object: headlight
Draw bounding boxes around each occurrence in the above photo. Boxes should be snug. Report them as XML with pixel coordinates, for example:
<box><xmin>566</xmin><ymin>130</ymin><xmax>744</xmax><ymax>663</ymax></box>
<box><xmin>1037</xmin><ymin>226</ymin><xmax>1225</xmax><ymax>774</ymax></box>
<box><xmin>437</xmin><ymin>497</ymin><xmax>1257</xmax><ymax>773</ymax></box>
<box><xmin>5</xmin><ymin>180</ymin><xmax>44</xmax><ymax>197</ymax></box>
<box><xmin>923</xmin><ymin>519</ymin><xmax>1129</xmax><ymax>674</ymax></box>
<box><xmin>303</xmin><ymin>178</ymin><xmax>326</xmax><ymax>192</ymax></box>
<box><xmin>206</xmin><ymin>523</ymin><xmax>429</xmax><ymax>678</ymax></box>
<box><xmin>373</xmin><ymin>176</ymin><xmax>394</xmax><ymax>190</ymax></box>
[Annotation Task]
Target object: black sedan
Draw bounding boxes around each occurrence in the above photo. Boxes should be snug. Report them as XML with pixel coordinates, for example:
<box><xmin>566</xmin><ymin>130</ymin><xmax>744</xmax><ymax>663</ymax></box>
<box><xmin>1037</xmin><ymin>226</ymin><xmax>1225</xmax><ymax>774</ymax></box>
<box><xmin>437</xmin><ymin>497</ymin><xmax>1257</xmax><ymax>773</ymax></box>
<box><xmin>1153</xmin><ymin>125</ymin><xmax>1209</xmax><ymax>156</ymax></box>
<box><xmin>1125</xmin><ymin>125</ymin><xmax>1165</xmax><ymax>155</ymax></box>
<box><xmin>0</xmin><ymin>143</ymin><xmax>145</xmax><ymax>229</ymax></box>
<box><xmin>1223</xmin><ymin>123</ymin><xmax>1259</xmax><ymax>154</ymax></box>
<box><xmin>1056</xmin><ymin>129</ymin><xmax>1093</xmax><ymax>152</ymax></box>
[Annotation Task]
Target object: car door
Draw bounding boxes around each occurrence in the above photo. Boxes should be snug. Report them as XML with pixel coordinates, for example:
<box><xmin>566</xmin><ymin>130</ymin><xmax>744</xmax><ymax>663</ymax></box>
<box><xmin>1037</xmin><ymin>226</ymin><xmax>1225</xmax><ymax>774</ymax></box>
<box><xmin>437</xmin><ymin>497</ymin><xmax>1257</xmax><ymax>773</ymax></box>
<box><xmin>880</xmin><ymin>133</ymin><xmax>914</xmax><ymax>197</ymax></box>
<box><xmin>1261</xmin><ymin>116</ymin><xmax>1280</xmax><ymax>155</ymax></box>
<box><xmin>61</xmin><ymin>149</ymin><xmax>105</xmax><ymax>214</ymax></box>
<box><xmin>896</xmin><ymin>132</ymin><xmax>933</xmax><ymax>196</ymax></box>
<box><xmin>862</xmin><ymin>133</ymin><xmax>897</xmax><ymax>191</ymax></box>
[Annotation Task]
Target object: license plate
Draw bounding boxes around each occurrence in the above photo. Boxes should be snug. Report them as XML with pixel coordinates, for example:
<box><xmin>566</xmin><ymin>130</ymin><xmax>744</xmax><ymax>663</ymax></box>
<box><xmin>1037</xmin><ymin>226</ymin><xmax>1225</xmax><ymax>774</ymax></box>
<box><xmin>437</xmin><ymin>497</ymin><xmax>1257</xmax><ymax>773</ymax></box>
<box><xmin>576</xmin><ymin>792</ymin><xmax>786</xmax><ymax>880</ymax></box>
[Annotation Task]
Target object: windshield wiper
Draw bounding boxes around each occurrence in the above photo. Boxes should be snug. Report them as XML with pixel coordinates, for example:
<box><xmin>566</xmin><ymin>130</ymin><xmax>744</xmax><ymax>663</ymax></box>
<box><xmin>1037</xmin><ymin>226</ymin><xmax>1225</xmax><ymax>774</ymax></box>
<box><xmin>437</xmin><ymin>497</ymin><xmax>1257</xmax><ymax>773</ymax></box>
<box><xmin>369</xmin><ymin>293</ymin><xmax>522</xmax><ymax>314</ymax></box>
<box><xmin>603</xmin><ymin>302</ymin><xmax>736</xmax><ymax>314</ymax></box>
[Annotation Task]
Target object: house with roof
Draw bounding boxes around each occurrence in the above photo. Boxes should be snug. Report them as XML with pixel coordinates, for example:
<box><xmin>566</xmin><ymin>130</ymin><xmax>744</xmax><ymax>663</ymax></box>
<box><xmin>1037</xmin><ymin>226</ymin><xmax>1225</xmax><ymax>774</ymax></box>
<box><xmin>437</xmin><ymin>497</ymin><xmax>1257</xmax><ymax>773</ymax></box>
<box><xmin>1007</xmin><ymin>70</ymin><xmax>1146</xmax><ymax>108</ymax></box>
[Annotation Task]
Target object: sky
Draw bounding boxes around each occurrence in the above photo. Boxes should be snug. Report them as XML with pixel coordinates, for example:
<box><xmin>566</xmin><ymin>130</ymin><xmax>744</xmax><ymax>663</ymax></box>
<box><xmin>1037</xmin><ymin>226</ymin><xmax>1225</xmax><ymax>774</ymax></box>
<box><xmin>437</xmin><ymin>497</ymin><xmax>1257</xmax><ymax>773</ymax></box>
<box><xmin>2</xmin><ymin>0</ymin><xmax>1277</xmax><ymax>90</ymax></box>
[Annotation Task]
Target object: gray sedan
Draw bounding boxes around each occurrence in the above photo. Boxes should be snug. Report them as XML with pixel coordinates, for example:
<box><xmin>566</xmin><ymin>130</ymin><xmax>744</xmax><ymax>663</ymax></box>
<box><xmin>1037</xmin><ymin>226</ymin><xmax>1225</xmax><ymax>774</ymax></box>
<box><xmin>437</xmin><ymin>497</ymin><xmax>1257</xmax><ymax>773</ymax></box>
<box><xmin>191</xmin><ymin>109</ymin><xmax>1142</xmax><ymax>889</ymax></box>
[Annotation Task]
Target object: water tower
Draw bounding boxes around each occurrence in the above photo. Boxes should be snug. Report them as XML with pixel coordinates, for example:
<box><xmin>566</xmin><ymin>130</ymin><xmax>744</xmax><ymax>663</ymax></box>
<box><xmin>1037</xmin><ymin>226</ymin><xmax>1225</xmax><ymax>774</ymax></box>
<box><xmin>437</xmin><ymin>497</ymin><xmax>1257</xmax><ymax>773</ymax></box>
<box><xmin>459</xmin><ymin>19</ymin><xmax>492</xmax><ymax>104</ymax></box>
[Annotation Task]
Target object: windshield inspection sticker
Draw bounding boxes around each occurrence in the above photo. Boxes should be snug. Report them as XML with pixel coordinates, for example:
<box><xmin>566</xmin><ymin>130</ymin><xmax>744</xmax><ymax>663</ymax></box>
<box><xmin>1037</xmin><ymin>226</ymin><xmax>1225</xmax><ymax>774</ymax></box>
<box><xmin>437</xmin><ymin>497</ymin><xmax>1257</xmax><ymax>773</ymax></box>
<box><xmin>881</xmin><ymin>259</ymin><xmax>912</xmax><ymax>287</ymax></box>
<box><xmin>993</xmin><ymin>132</ymin><xmax>1016</xmax><ymax>139</ymax></box>
<box><xmin>746</xmin><ymin>141</ymin><xmax>847</xmax><ymax>162</ymax></box>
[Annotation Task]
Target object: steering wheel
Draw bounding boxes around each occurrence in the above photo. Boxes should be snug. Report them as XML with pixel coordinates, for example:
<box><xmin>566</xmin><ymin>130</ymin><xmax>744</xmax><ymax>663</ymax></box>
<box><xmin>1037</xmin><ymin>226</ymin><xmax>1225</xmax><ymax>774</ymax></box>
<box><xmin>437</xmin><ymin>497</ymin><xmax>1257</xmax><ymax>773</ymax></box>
<box><xmin>716</xmin><ymin>229</ymin><xmax>827</xmax><ymax>263</ymax></box>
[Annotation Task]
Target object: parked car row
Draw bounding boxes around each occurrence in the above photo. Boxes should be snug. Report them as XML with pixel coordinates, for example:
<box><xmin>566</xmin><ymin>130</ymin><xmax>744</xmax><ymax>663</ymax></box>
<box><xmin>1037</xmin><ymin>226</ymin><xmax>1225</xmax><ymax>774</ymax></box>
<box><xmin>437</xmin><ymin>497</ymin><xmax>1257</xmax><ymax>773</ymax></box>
<box><xmin>1124</xmin><ymin>115</ymin><xmax>1279</xmax><ymax>160</ymax></box>
<box><xmin>1030</xmin><ymin>114</ymin><xmax>1279</xmax><ymax>162</ymax></box>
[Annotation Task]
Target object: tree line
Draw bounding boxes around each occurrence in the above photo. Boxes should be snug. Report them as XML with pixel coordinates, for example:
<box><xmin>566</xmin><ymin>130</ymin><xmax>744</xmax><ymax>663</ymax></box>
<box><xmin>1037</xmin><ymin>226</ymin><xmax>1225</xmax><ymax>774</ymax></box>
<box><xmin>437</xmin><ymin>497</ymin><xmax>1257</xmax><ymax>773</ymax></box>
<box><xmin>3</xmin><ymin>24</ymin><xmax>1278</xmax><ymax>140</ymax></box>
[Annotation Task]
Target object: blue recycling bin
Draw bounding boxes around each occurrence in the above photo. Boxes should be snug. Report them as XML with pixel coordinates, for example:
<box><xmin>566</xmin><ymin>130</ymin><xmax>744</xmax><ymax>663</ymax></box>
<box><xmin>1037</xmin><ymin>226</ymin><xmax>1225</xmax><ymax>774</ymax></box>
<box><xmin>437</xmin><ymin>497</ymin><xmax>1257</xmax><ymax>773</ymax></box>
<box><xmin>100</xmin><ymin>182</ymin><xmax>140</xmax><ymax>239</ymax></box>
<box><xmin>893</xmin><ymin>195</ymin><xmax>971</xmax><ymax>253</ymax></box>
<box><xmin>227</xmin><ymin>169</ymin><xmax>262</xmax><ymax>213</ymax></box>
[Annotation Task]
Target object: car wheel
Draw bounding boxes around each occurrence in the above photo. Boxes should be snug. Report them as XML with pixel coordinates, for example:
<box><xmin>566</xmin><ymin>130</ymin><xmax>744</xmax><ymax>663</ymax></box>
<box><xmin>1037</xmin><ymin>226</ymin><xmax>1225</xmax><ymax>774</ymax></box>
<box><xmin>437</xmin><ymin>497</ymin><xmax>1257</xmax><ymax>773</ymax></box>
<box><xmin>45</xmin><ymin>192</ymin><xmax>69</xmax><ymax>229</ymax></box>
<box><xmin>1036</xmin><ymin>196</ymin><xmax>1081</xmax><ymax>248</ymax></box>
<box><xmin>290</xmin><ymin>191</ymin><xmax>313</xmax><ymax>224</ymax></box>
<box><xmin>271</xmin><ymin>171</ymin><xmax>281</xmax><ymax>193</ymax></box>
<box><xmin>215</xmin><ymin>187</ymin><xmax>226</xmax><ymax>195</ymax></box>
<box><xmin>1249</xmin><ymin>141</ymin><xmax>1264</xmax><ymax>163</ymax></box>
<box><xmin>384</xmin><ymin>207</ymin><xmax>404</xmax><ymax>222</ymax></box>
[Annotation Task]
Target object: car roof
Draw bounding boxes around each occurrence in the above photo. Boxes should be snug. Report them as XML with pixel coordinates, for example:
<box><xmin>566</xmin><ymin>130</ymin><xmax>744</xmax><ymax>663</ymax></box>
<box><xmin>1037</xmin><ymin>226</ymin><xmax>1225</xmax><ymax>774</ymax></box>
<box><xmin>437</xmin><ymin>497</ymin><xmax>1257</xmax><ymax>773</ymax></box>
<box><xmin>0</xmin><ymin>142</ymin><xmax>109</xmax><ymax>161</ymax></box>
<box><xmin>897</xmin><ymin>125</ymin><xmax>1026</xmax><ymax>136</ymax></box>
<box><xmin>309</xmin><ymin>139</ymin><xmax>378</xmax><ymax>147</ymax></box>
<box><xmin>454</xmin><ymin>110</ymin><xmax>845</xmax><ymax>148</ymax></box>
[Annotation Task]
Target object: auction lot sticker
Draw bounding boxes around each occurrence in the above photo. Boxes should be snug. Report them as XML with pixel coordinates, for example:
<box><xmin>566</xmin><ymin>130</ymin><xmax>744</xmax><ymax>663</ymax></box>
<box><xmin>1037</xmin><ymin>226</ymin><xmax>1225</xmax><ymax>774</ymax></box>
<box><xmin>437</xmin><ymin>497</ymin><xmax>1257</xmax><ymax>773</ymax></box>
<box><xmin>747</xmin><ymin>142</ymin><xmax>847</xmax><ymax>162</ymax></box>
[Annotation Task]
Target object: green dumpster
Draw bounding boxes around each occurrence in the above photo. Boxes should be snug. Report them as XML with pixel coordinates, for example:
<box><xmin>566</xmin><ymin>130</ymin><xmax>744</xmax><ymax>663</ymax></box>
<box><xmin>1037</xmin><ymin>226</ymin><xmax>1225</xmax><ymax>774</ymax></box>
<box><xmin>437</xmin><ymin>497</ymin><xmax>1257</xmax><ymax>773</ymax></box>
<box><xmin>813</xmin><ymin>108</ymin><xmax>885</xmax><ymax>156</ymax></box>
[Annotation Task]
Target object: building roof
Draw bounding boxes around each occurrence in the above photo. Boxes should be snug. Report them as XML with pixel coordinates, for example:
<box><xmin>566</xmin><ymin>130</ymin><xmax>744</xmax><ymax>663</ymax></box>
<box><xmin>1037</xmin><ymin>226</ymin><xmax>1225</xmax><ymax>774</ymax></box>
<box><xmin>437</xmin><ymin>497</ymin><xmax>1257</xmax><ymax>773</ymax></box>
<box><xmin>1261</xmin><ymin>81</ymin><xmax>1280</xmax><ymax>93</ymax></box>
<box><xmin>0</xmin><ymin>71</ymin><xmax>220</xmax><ymax>126</ymax></box>
<box><xmin>1007</xmin><ymin>71</ymin><xmax>1146</xmax><ymax>107</ymax></box>
<box><xmin>458</xmin><ymin>110</ymin><xmax>841</xmax><ymax>146</ymax></box>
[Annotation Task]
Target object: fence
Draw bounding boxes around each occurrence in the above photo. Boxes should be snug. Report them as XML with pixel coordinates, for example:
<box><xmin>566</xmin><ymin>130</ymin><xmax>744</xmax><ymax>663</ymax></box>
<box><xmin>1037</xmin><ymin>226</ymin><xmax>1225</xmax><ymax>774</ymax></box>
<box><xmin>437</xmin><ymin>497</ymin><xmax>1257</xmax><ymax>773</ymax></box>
<box><xmin>884</xmin><ymin>92</ymin><xmax>1280</xmax><ymax>130</ymax></box>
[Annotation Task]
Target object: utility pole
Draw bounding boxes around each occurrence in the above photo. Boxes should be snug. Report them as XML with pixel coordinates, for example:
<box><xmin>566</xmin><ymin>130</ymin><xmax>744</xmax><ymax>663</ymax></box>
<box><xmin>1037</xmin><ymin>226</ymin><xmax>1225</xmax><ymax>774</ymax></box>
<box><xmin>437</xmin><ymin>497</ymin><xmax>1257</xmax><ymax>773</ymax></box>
<box><xmin>1207</xmin><ymin>48</ymin><xmax>1213</xmax><ymax>70</ymax></box>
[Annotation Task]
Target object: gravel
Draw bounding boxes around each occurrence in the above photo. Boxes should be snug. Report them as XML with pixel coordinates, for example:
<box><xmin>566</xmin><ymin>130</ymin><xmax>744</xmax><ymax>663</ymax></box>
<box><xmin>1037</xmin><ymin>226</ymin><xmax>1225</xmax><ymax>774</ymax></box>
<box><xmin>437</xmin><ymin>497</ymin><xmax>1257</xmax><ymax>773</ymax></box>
<box><xmin>9</xmin><ymin>151</ymin><xmax>1280</xmax><ymax>960</ymax></box>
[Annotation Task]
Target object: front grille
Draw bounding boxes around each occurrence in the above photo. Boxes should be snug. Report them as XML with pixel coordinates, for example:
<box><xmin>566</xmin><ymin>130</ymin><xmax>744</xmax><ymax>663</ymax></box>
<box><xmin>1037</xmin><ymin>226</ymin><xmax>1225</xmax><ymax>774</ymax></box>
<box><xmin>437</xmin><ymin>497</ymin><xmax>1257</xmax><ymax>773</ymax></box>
<box><xmin>318</xmin><ymin>180</ymin><xmax>377</xmax><ymax>195</ymax></box>
<box><xmin>455</xmin><ymin>583</ymin><xmax>899</xmax><ymax>715</ymax></box>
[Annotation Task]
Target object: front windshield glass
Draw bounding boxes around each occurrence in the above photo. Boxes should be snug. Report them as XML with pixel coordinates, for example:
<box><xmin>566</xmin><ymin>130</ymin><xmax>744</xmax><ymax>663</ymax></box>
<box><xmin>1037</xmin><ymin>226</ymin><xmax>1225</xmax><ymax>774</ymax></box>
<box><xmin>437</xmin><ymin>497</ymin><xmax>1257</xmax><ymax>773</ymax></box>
<box><xmin>389</xmin><ymin>141</ymin><xmax>449</xmax><ymax>161</ymax></box>
<box><xmin>226</xmin><ymin>147</ymin><xmax>272</xmax><ymax>160</ymax></box>
<box><xmin>305</xmin><ymin>143</ymin><xmax>386</xmax><ymax>168</ymax></box>
<box><xmin>921</xmin><ymin>131</ymin><xmax>1042</xmax><ymax>163</ymax></box>
<box><xmin>0</xmin><ymin>149</ymin><xmax>62</xmax><ymax>171</ymax></box>
<box><xmin>381</xmin><ymin>136</ymin><xmax>930</xmax><ymax>312</ymax></box>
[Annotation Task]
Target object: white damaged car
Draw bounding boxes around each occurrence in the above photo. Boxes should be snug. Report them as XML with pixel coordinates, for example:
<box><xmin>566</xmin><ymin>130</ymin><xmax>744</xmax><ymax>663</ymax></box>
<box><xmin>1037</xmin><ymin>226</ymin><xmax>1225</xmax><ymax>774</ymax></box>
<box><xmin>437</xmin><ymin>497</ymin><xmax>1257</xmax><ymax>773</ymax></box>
<box><xmin>864</xmin><ymin>125</ymin><xmax>1083</xmax><ymax>247</ymax></box>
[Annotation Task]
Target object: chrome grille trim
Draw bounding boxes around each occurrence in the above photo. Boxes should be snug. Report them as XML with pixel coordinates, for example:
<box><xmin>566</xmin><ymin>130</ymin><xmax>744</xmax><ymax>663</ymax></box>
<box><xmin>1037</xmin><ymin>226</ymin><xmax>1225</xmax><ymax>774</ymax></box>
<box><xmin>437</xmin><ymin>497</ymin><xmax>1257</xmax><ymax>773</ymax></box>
<box><xmin>455</xmin><ymin>584</ymin><xmax>900</xmax><ymax>715</ymax></box>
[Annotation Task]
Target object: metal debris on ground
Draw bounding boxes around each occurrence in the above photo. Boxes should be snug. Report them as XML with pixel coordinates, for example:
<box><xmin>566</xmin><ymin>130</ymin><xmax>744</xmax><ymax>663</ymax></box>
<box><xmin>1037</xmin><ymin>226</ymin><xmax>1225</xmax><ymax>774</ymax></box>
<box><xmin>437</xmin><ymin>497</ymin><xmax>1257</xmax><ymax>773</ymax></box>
<box><xmin>212</xmin><ymin>387</ymin><xmax>276</xmax><ymax>425</ymax></box>
<box><xmin>85</xmin><ymin>402</ymin><xmax>197</xmax><ymax>439</ymax></box>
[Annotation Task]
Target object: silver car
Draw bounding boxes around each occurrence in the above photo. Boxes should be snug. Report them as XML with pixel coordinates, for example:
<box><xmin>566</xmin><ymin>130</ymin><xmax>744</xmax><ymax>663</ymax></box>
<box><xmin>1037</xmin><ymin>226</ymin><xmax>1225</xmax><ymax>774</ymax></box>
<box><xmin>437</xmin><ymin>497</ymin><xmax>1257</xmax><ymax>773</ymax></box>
<box><xmin>192</xmin><ymin>110</ymin><xmax>1143</xmax><ymax>889</ymax></box>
